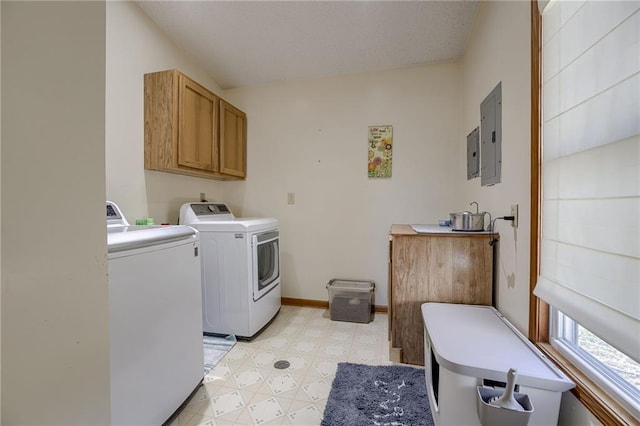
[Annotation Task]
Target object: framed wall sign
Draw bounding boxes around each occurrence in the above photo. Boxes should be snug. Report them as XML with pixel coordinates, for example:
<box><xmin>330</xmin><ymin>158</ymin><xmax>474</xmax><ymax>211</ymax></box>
<box><xmin>368</xmin><ymin>125</ymin><xmax>393</xmax><ymax>178</ymax></box>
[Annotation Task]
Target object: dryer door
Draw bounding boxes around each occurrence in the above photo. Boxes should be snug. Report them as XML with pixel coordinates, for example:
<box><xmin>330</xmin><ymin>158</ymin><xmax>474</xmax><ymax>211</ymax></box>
<box><xmin>252</xmin><ymin>230</ymin><xmax>280</xmax><ymax>301</ymax></box>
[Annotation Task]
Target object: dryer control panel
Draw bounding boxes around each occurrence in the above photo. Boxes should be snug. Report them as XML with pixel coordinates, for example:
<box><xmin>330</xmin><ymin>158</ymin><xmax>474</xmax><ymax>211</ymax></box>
<box><xmin>191</xmin><ymin>203</ymin><xmax>231</xmax><ymax>216</ymax></box>
<box><xmin>179</xmin><ymin>202</ymin><xmax>236</xmax><ymax>224</ymax></box>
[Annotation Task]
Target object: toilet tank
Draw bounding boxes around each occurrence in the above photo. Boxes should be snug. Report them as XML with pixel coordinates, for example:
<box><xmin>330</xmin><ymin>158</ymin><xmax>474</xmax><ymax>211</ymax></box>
<box><xmin>421</xmin><ymin>303</ymin><xmax>574</xmax><ymax>426</ymax></box>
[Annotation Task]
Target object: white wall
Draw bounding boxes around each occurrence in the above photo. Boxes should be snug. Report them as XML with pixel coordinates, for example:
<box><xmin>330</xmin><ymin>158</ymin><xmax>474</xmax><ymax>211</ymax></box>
<box><xmin>0</xmin><ymin>2</ymin><xmax>3</xmax><ymax>420</ymax></box>
<box><xmin>459</xmin><ymin>0</ymin><xmax>532</xmax><ymax>333</ymax></box>
<box><xmin>1</xmin><ymin>2</ymin><xmax>111</xmax><ymax>424</ymax></box>
<box><xmin>106</xmin><ymin>2</ymin><xmax>225</xmax><ymax>224</ymax></box>
<box><xmin>223</xmin><ymin>64</ymin><xmax>461</xmax><ymax>305</ymax></box>
<box><xmin>558</xmin><ymin>391</ymin><xmax>603</xmax><ymax>426</ymax></box>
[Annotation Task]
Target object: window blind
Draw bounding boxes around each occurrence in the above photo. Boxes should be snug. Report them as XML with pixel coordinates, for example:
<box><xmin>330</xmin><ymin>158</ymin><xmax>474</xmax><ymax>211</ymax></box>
<box><xmin>533</xmin><ymin>0</ymin><xmax>640</xmax><ymax>363</ymax></box>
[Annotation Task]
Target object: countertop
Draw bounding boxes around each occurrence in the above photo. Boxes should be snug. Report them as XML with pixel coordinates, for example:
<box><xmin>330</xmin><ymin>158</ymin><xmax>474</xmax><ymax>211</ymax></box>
<box><xmin>390</xmin><ymin>224</ymin><xmax>498</xmax><ymax>237</ymax></box>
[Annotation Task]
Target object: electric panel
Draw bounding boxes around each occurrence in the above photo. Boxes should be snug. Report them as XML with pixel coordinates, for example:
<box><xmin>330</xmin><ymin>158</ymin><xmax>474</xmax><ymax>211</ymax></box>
<box><xmin>481</xmin><ymin>82</ymin><xmax>502</xmax><ymax>186</ymax></box>
<box><xmin>467</xmin><ymin>127</ymin><xmax>480</xmax><ymax>180</ymax></box>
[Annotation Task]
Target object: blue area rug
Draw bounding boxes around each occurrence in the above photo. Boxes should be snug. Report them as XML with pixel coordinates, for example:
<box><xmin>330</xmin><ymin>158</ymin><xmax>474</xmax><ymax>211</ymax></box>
<box><xmin>203</xmin><ymin>334</ymin><xmax>236</xmax><ymax>375</ymax></box>
<box><xmin>322</xmin><ymin>362</ymin><xmax>434</xmax><ymax>426</ymax></box>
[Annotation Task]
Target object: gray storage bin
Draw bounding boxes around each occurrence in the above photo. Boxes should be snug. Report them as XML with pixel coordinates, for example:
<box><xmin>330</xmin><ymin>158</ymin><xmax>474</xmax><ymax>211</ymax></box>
<box><xmin>326</xmin><ymin>279</ymin><xmax>374</xmax><ymax>323</ymax></box>
<box><xmin>477</xmin><ymin>386</ymin><xmax>533</xmax><ymax>426</ymax></box>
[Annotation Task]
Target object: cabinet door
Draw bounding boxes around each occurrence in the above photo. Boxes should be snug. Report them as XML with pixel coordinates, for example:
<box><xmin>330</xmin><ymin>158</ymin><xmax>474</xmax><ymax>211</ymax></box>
<box><xmin>219</xmin><ymin>100</ymin><xmax>246</xmax><ymax>178</ymax></box>
<box><xmin>390</xmin><ymin>234</ymin><xmax>493</xmax><ymax>365</ymax></box>
<box><xmin>178</xmin><ymin>74</ymin><xmax>218</xmax><ymax>172</ymax></box>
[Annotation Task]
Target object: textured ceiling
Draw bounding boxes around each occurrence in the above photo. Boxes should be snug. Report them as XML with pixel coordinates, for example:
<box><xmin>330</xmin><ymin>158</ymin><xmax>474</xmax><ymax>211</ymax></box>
<box><xmin>137</xmin><ymin>1</ymin><xmax>480</xmax><ymax>90</ymax></box>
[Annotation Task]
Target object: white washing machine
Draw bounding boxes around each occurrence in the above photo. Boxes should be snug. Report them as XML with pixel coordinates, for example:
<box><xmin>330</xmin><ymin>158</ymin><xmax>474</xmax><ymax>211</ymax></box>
<box><xmin>107</xmin><ymin>201</ymin><xmax>204</xmax><ymax>425</ymax></box>
<box><xmin>179</xmin><ymin>202</ymin><xmax>281</xmax><ymax>339</ymax></box>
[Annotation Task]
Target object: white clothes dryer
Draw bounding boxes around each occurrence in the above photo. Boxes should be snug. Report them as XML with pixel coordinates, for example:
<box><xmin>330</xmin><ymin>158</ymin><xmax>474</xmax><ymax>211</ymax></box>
<box><xmin>179</xmin><ymin>202</ymin><xmax>281</xmax><ymax>339</ymax></box>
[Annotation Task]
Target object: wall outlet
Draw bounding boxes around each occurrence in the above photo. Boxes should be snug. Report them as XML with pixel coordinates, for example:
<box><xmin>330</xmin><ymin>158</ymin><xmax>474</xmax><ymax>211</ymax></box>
<box><xmin>287</xmin><ymin>192</ymin><xmax>296</xmax><ymax>205</ymax></box>
<box><xmin>510</xmin><ymin>204</ymin><xmax>519</xmax><ymax>228</ymax></box>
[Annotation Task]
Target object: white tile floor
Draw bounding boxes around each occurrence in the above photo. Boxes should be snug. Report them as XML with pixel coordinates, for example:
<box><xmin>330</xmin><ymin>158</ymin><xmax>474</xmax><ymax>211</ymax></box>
<box><xmin>169</xmin><ymin>305</ymin><xmax>392</xmax><ymax>426</ymax></box>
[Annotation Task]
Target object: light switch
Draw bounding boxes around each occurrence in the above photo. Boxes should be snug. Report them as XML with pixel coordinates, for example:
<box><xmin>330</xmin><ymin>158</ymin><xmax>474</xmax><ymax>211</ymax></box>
<box><xmin>287</xmin><ymin>192</ymin><xmax>296</xmax><ymax>205</ymax></box>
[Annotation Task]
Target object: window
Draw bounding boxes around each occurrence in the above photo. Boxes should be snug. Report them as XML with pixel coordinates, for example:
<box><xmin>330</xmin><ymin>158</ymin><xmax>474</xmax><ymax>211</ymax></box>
<box><xmin>551</xmin><ymin>310</ymin><xmax>640</xmax><ymax>418</ymax></box>
<box><xmin>530</xmin><ymin>0</ymin><xmax>640</xmax><ymax>424</ymax></box>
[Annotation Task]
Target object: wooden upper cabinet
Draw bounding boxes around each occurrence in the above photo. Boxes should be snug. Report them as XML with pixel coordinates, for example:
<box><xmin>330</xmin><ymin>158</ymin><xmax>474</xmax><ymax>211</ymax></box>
<box><xmin>219</xmin><ymin>99</ymin><xmax>247</xmax><ymax>178</ymax></box>
<box><xmin>178</xmin><ymin>74</ymin><xmax>218</xmax><ymax>173</ymax></box>
<box><xmin>144</xmin><ymin>69</ymin><xmax>246</xmax><ymax>180</ymax></box>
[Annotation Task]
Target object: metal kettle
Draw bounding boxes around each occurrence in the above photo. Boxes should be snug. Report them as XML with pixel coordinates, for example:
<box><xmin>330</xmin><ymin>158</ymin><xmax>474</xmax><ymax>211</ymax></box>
<box><xmin>449</xmin><ymin>202</ymin><xmax>488</xmax><ymax>231</ymax></box>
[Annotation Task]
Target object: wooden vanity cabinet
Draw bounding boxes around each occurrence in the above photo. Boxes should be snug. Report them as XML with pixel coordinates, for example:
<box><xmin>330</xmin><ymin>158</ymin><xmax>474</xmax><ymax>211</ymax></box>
<box><xmin>144</xmin><ymin>69</ymin><xmax>246</xmax><ymax>180</ymax></box>
<box><xmin>388</xmin><ymin>224</ymin><xmax>495</xmax><ymax>365</ymax></box>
